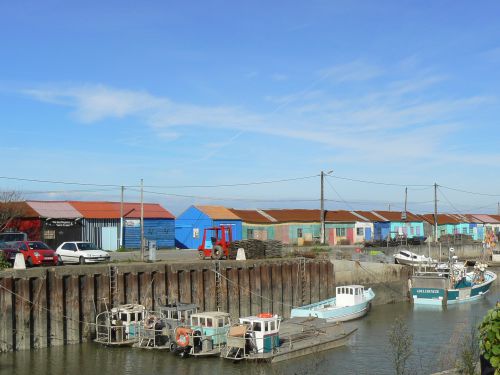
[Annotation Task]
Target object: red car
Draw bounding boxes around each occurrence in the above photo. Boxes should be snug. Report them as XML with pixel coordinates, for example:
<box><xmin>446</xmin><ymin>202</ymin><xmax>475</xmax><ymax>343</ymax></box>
<box><xmin>9</xmin><ymin>241</ymin><xmax>60</xmax><ymax>267</ymax></box>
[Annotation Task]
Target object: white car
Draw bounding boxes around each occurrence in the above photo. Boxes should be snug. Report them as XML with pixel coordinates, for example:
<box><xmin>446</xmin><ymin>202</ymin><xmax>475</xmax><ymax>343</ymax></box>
<box><xmin>56</xmin><ymin>242</ymin><xmax>110</xmax><ymax>264</ymax></box>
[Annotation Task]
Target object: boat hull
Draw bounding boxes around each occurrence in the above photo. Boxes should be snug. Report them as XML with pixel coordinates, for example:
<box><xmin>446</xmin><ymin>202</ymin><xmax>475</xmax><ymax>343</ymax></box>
<box><xmin>411</xmin><ymin>270</ymin><xmax>497</xmax><ymax>306</ymax></box>
<box><xmin>290</xmin><ymin>289</ymin><xmax>375</xmax><ymax>322</ymax></box>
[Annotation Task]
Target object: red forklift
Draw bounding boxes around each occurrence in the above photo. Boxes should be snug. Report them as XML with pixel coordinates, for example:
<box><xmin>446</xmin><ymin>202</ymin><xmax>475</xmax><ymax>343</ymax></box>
<box><xmin>198</xmin><ymin>225</ymin><xmax>233</xmax><ymax>260</ymax></box>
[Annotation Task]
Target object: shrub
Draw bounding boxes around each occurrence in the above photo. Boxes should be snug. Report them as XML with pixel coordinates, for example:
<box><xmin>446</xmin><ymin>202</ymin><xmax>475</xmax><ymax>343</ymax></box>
<box><xmin>479</xmin><ymin>302</ymin><xmax>500</xmax><ymax>373</ymax></box>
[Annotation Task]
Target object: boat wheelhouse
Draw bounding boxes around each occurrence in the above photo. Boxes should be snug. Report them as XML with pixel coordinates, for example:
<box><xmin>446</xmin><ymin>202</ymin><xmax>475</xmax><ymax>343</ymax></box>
<box><xmin>95</xmin><ymin>304</ymin><xmax>147</xmax><ymax>346</ymax></box>
<box><xmin>290</xmin><ymin>285</ymin><xmax>375</xmax><ymax>322</ymax></box>
<box><xmin>133</xmin><ymin>302</ymin><xmax>198</xmax><ymax>350</ymax></box>
<box><xmin>173</xmin><ymin>311</ymin><xmax>231</xmax><ymax>357</ymax></box>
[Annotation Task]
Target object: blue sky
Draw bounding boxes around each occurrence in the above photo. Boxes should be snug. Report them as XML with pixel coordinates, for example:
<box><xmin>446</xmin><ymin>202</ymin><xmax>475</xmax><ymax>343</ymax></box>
<box><xmin>1</xmin><ymin>1</ymin><xmax>500</xmax><ymax>215</ymax></box>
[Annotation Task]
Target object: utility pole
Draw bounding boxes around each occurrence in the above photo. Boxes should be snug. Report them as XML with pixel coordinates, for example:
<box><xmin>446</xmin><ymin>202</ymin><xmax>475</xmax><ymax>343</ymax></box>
<box><xmin>119</xmin><ymin>185</ymin><xmax>124</xmax><ymax>249</ymax></box>
<box><xmin>140</xmin><ymin>179</ymin><xmax>145</xmax><ymax>261</ymax></box>
<box><xmin>402</xmin><ymin>187</ymin><xmax>407</xmax><ymax>221</ymax></box>
<box><xmin>320</xmin><ymin>171</ymin><xmax>325</xmax><ymax>244</ymax></box>
<box><xmin>434</xmin><ymin>183</ymin><xmax>438</xmax><ymax>243</ymax></box>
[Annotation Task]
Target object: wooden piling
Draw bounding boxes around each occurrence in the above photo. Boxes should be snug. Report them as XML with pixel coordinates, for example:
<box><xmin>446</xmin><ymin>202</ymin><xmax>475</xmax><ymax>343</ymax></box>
<box><xmin>238</xmin><ymin>267</ymin><xmax>250</xmax><ymax>318</ymax></box>
<box><xmin>310</xmin><ymin>262</ymin><xmax>320</xmax><ymax>303</ymax></box>
<box><xmin>260</xmin><ymin>264</ymin><xmax>272</xmax><ymax>313</ymax></box>
<box><xmin>271</xmin><ymin>264</ymin><xmax>283</xmax><ymax>316</ymax></box>
<box><xmin>31</xmin><ymin>277</ymin><xmax>47</xmax><ymax>349</ymax></box>
<box><xmin>0</xmin><ymin>277</ymin><xmax>14</xmax><ymax>352</ymax></box>
<box><xmin>282</xmin><ymin>262</ymin><xmax>293</xmax><ymax>317</ymax></box>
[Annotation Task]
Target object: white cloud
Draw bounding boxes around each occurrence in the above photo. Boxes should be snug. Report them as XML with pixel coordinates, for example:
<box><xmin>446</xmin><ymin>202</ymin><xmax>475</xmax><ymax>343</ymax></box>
<box><xmin>20</xmin><ymin>62</ymin><xmax>496</xmax><ymax>166</ymax></box>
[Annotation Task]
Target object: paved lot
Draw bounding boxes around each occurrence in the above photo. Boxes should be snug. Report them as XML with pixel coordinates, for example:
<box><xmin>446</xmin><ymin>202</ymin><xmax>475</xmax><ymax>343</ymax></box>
<box><xmin>109</xmin><ymin>249</ymin><xmax>199</xmax><ymax>262</ymax></box>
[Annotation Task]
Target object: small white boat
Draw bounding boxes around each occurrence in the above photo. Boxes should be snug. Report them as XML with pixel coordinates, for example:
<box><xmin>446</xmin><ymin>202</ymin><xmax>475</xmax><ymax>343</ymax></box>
<box><xmin>394</xmin><ymin>249</ymin><xmax>436</xmax><ymax>266</ymax></box>
<box><xmin>290</xmin><ymin>285</ymin><xmax>375</xmax><ymax>322</ymax></box>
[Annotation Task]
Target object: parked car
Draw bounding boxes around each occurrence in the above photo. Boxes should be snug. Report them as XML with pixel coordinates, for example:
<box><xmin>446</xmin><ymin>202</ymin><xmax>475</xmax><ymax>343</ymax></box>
<box><xmin>56</xmin><ymin>242</ymin><xmax>110</xmax><ymax>265</ymax></box>
<box><xmin>9</xmin><ymin>241</ymin><xmax>60</xmax><ymax>267</ymax></box>
<box><xmin>0</xmin><ymin>241</ymin><xmax>19</xmax><ymax>266</ymax></box>
<box><xmin>0</xmin><ymin>232</ymin><xmax>27</xmax><ymax>242</ymax></box>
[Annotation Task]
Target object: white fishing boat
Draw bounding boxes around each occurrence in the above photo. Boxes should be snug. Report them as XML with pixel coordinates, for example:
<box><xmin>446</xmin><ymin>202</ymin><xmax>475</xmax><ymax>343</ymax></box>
<box><xmin>394</xmin><ymin>249</ymin><xmax>436</xmax><ymax>266</ymax></box>
<box><xmin>290</xmin><ymin>285</ymin><xmax>375</xmax><ymax>322</ymax></box>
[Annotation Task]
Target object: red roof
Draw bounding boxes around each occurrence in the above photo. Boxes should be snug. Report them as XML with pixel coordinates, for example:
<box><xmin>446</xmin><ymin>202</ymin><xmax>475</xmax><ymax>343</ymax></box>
<box><xmin>325</xmin><ymin>210</ymin><xmax>368</xmax><ymax>222</ymax></box>
<box><xmin>0</xmin><ymin>201</ymin><xmax>38</xmax><ymax>218</ymax></box>
<box><xmin>419</xmin><ymin>213</ymin><xmax>460</xmax><ymax>225</ymax></box>
<box><xmin>68</xmin><ymin>201</ymin><xmax>174</xmax><ymax>219</ymax></box>
<box><xmin>262</xmin><ymin>209</ymin><xmax>321</xmax><ymax>223</ymax></box>
<box><xmin>373</xmin><ymin>210</ymin><xmax>422</xmax><ymax>222</ymax></box>
<box><xmin>229</xmin><ymin>209</ymin><xmax>274</xmax><ymax>224</ymax></box>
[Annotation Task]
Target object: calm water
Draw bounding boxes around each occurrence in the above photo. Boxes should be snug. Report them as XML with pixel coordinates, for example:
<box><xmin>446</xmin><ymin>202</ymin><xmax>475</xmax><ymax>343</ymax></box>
<box><xmin>1</xmin><ymin>285</ymin><xmax>498</xmax><ymax>375</ymax></box>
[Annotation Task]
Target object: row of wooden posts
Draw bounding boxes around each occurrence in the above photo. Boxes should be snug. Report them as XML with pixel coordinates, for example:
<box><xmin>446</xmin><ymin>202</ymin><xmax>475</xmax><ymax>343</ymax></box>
<box><xmin>0</xmin><ymin>258</ymin><xmax>334</xmax><ymax>352</ymax></box>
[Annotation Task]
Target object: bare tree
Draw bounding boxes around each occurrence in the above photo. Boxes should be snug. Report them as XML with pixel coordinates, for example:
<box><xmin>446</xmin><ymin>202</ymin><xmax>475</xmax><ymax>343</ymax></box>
<box><xmin>388</xmin><ymin>317</ymin><xmax>414</xmax><ymax>375</ymax></box>
<box><xmin>0</xmin><ymin>191</ymin><xmax>26</xmax><ymax>232</ymax></box>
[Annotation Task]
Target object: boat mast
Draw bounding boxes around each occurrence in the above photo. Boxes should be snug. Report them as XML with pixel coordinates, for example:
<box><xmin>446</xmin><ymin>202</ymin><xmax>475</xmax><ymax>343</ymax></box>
<box><xmin>434</xmin><ymin>183</ymin><xmax>438</xmax><ymax>244</ymax></box>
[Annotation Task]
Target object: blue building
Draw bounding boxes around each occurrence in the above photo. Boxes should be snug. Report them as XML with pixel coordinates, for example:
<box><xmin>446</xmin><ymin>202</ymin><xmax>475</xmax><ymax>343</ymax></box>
<box><xmin>175</xmin><ymin>205</ymin><xmax>242</xmax><ymax>249</ymax></box>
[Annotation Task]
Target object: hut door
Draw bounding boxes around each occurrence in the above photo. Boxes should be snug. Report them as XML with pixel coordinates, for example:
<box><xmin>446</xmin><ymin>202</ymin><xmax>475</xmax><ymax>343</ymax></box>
<box><xmin>102</xmin><ymin>227</ymin><xmax>118</xmax><ymax>251</ymax></box>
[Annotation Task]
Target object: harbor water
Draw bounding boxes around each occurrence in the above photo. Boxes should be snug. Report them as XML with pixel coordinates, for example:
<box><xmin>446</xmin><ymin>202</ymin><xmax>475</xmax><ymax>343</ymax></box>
<box><xmin>1</xmin><ymin>285</ymin><xmax>498</xmax><ymax>375</ymax></box>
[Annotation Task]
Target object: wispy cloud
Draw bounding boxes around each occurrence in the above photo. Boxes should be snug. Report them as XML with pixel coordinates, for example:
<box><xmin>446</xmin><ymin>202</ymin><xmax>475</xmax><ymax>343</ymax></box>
<box><xmin>19</xmin><ymin>60</ymin><xmax>496</xmax><ymax>166</ymax></box>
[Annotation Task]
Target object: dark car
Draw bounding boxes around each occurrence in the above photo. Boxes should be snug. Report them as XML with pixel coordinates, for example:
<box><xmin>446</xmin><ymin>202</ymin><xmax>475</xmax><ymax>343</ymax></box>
<box><xmin>0</xmin><ymin>241</ymin><xmax>19</xmax><ymax>265</ymax></box>
<box><xmin>9</xmin><ymin>241</ymin><xmax>60</xmax><ymax>267</ymax></box>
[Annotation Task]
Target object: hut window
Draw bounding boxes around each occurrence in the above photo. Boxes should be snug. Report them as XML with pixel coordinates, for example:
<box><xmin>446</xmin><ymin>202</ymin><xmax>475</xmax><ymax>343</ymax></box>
<box><xmin>297</xmin><ymin>228</ymin><xmax>303</xmax><ymax>238</ymax></box>
<box><xmin>356</xmin><ymin>228</ymin><xmax>364</xmax><ymax>236</ymax></box>
<box><xmin>44</xmin><ymin>230</ymin><xmax>56</xmax><ymax>240</ymax></box>
<box><xmin>336</xmin><ymin>228</ymin><xmax>346</xmax><ymax>236</ymax></box>
<box><xmin>247</xmin><ymin>229</ymin><xmax>254</xmax><ymax>239</ymax></box>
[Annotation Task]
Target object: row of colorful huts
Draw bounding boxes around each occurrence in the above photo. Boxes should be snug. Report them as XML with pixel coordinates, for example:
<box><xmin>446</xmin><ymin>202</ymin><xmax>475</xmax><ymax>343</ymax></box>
<box><xmin>3</xmin><ymin>200</ymin><xmax>500</xmax><ymax>250</ymax></box>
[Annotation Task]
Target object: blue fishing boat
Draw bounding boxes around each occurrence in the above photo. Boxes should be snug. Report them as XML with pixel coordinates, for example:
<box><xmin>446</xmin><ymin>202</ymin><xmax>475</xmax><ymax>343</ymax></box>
<box><xmin>411</xmin><ymin>257</ymin><xmax>497</xmax><ymax>306</ymax></box>
<box><xmin>290</xmin><ymin>285</ymin><xmax>375</xmax><ymax>322</ymax></box>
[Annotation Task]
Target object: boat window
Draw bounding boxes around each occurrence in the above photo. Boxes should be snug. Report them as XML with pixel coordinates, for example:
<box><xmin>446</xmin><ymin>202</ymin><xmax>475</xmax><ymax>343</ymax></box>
<box><xmin>137</xmin><ymin>312</ymin><xmax>143</xmax><ymax>321</ymax></box>
<box><xmin>270</xmin><ymin>321</ymin><xmax>275</xmax><ymax>330</ymax></box>
<box><xmin>217</xmin><ymin>318</ymin><xmax>224</xmax><ymax>327</ymax></box>
<box><xmin>401</xmin><ymin>251</ymin><xmax>409</xmax><ymax>257</ymax></box>
<box><xmin>172</xmin><ymin>311</ymin><xmax>179</xmax><ymax>320</ymax></box>
<box><xmin>350</xmin><ymin>289</ymin><xmax>353</xmax><ymax>295</ymax></box>
<box><xmin>354</xmin><ymin>289</ymin><xmax>358</xmax><ymax>295</ymax></box>
<box><xmin>254</xmin><ymin>322</ymin><xmax>262</xmax><ymax>331</ymax></box>
<box><xmin>120</xmin><ymin>313</ymin><xmax>127</xmax><ymax>322</ymax></box>
<box><xmin>192</xmin><ymin>317</ymin><xmax>199</xmax><ymax>326</ymax></box>
<box><xmin>207</xmin><ymin>318</ymin><xmax>213</xmax><ymax>327</ymax></box>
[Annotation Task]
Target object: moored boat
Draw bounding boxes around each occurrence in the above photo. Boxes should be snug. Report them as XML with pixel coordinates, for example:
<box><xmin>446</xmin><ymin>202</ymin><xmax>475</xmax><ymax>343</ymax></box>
<box><xmin>95</xmin><ymin>304</ymin><xmax>147</xmax><ymax>346</ymax></box>
<box><xmin>411</xmin><ymin>253</ymin><xmax>497</xmax><ymax>305</ymax></box>
<box><xmin>132</xmin><ymin>301</ymin><xmax>198</xmax><ymax>350</ymax></box>
<box><xmin>290</xmin><ymin>285</ymin><xmax>375</xmax><ymax>322</ymax></box>
<box><xmin>172</xmin><ymin>311</ymin><xmax>231</xmax><ymax>357</ymax></box>
<box><xmin>394</xmin><ymin>249</ymin><xmax>436</xmax><ymax>266</ymax></box>
<box><xmin>221</xmin><ymin>314</ymin><xmax>357</xmax><ymax>363</ymax></box>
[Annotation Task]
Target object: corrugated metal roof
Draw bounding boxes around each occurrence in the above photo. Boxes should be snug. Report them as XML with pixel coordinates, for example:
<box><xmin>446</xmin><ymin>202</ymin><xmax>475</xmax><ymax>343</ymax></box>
<box><xmin>195</xmin><ymin>205</ymin><xmax>240</xmax><ymax>220</ymax></box>
<box><xmin>354</xmin><ymin>211</ymin><xmax>387</xmax><ymax>221</ymax></box>
<box><xmin>325</xmin><ymin>210</ymin><xmax>368</xmax><ymax>222</ymax></box>
<box><xmin>0</xmin><ymin>201</ymin><xmax>38</xmax><ymax>218</ymax></box>
<box><xmin>262</xmin><ymin>209</ymin><xmax>321</xmax><ymax>223</ymax></box>
<box><xmin>229</xmin><ymin>209</ymin><xmax>273</xmax><ymax>224</ymax></box>
<box><xmin>69</xmin><ymin>201</ymin><xmax>174</xmax><ymax>219</ymax></box>
<box><xmin>419</xmin><ymin>213</ymin><xmax>460</xmax><ymax>225</ymax></box>
<box><xmin>471</xmin><ymin>214</ymin><xmax>500</xmax><ymax>223</ymax></box>
<box><xmin>373</xmin><ymin>210</ymin><xmax>422</xmax><ymax>222</ymax></box>
<box><xmin>27</xmin><ymin>201</ymin><xmax>82</xmax><ymax>219</ymax></box>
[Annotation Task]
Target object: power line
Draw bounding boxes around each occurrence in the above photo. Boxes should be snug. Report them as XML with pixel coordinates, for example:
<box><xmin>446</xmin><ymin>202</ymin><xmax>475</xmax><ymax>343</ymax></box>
<box><xmin>327</xmin><ymin>174</ymin><xmax>432</xmax><ymax>188</ymax></box>
<box><xmin>0</xmin><ymin>174</ymin><xmax>319</xmax><ymax>189</ymax></box>
<box><xmin>439</xmin><ymin>185</ymin><xmax>500</xmax><ymax>197</ymax></box>
<box><xmin>324</xmin><ymin>178</ymin><xmax>356</xmax><ymax>211</ymax></box>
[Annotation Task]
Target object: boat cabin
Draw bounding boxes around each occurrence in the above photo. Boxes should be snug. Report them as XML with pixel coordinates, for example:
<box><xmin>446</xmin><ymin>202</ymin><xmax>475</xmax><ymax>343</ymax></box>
<box><xmin>158</xmin><ymin>302</ymin><xmax>197</xmax><ymax>323</ymax></box>
<box><xmin>336</xmin><ymin>285</ymin><xmax>366</xmax><ymax>308</ymax></box>
<box><xmin>190</xmin><ymin>311</ymin><xmax>231</xmax><ymax>344</ymax></box>
<box><xmin>239</xmin><ymin>314</ymin><xmax>281</xmax><ymax>353</ymax></box>
<box><xmin>95</xmin><ymin>304</ymin><xmax>147</xmax><ymax>346</ymax></box>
